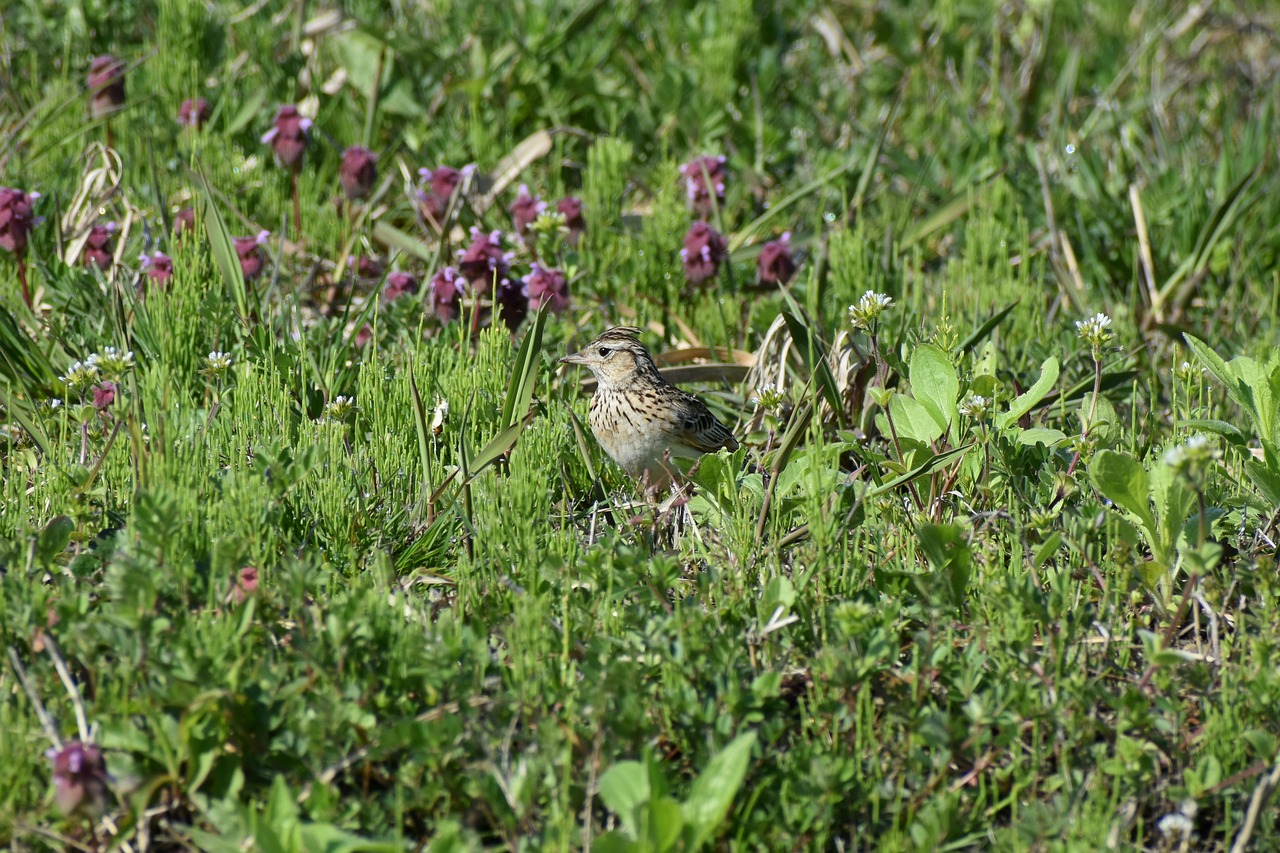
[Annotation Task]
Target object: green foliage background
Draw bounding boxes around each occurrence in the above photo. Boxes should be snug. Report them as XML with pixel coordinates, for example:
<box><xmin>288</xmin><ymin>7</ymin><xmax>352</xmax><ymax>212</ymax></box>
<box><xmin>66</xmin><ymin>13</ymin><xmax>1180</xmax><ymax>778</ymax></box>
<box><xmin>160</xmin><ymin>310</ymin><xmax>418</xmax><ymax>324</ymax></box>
<box><xmin>2</xmin><ymin>0</ymin><xmax>1280</xmax><ymax>849</ymax></box>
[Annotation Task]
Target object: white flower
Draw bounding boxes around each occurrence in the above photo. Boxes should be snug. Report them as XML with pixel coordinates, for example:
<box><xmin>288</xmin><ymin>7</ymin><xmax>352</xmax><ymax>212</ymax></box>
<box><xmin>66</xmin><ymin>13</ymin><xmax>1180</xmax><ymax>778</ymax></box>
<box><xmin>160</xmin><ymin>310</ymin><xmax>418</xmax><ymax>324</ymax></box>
<box><xmin>1156</xmin><ymin>812</ymin><xmax>1194</xmax><ymax>840</ymax></box>
<box><xmin>751</xmin><ymin>383</ymin><xmax>786</xmax><ymax>412</ymax></box>
<box><xmin>958</xmin><ymin>394</ymin><xmax>990</xmax><ymax>418</ymax></box>
<box><xmin>322</xmin><ymin>395</ymin><xmax>357</xmax><ymax>422</ymax></box>
<box><xmin>1163</xmin><ymin>433</ymin><xmax>1219</xmax><ymax>477</ymax></box>
<box><xmin>205</xmin><ymin>351</ymin><xmax>234</xmax><ymax>373</ymax></box>
<box><xmin>60</xmin><ymin>360</ymin><xmax>100</xmax><ymax>391</ymax></box>
<box><xmin>1075</xmin><ymin>313</ymin><xmax>1114</xmax><ymax>352</ymax></box>
<box><xmin>90</xmin><ymin>346</ymin><xmax>136</xmax><ymax>380</ymax></box>
<box><xmin>847</xmin><ymin>291</ymin><xmax>895</xmax><ymax>331</ymax></box>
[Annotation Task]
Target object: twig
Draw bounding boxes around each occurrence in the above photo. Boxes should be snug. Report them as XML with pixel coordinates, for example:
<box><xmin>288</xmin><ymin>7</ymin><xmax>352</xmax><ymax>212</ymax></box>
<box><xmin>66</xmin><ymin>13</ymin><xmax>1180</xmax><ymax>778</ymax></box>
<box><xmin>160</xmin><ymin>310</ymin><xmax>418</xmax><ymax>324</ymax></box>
<box><xmin>6</xmin><ymin>646</ymin><xmax>63</xmax><ymax>748</ymax></box>
<box><xmin>43</xmin><ymin>634</ymin><xmax>92</xmax><ymax>742</ymax></box>
<box><xmin>1230</xmin><ymin>758</ymin><xmax>1280</xmax><ymax>853</ymax></box>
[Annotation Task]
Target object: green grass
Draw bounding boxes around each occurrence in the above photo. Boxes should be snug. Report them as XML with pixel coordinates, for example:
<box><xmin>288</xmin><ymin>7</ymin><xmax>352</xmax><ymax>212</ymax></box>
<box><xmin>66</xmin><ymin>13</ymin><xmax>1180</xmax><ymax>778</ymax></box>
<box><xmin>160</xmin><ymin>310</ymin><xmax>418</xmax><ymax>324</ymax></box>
<box><xmin>3</xmin><ymin>0</ymin><xmax>1280</xmax><ymax>849</ymax></box>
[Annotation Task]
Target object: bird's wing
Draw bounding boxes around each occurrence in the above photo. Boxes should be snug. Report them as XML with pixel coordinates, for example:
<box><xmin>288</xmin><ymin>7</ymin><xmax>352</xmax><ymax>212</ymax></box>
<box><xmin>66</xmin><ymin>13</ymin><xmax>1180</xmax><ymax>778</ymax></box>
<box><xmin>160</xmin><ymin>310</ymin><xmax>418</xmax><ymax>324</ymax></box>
<box><xmin>673</xmin><ymin>394</ymin><xmax>740</xmax><ymax>453</ymax></box>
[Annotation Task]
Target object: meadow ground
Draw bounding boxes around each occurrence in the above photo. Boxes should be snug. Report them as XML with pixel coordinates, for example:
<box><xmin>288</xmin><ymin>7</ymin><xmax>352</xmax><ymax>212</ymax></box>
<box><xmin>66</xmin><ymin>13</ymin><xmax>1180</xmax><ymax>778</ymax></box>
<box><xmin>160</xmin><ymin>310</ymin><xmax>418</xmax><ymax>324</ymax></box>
<box><xmin>2</xmin><ymin>0</ymin><xmax>1280</xmax><ymax>850</ymax></box>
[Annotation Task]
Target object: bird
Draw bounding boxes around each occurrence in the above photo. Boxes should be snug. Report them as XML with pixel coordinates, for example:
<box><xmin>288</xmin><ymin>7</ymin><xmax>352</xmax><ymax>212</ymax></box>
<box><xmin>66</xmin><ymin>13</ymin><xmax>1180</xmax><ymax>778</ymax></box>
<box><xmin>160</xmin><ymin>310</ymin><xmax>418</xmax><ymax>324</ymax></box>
<box><xmin>560</xmin><ymin>326</ymin><xmax>739</xmax><ymax>490</ymax></box>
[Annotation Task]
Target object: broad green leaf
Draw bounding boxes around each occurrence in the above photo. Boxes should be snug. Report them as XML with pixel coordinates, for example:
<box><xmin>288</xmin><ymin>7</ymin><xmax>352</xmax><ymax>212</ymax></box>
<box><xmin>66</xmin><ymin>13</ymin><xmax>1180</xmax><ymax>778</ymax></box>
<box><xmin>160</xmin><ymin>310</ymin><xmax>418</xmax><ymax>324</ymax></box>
<box><xmin>649</xmin><ymin>795</ymin><xmax>684</xmax><ymax>853</ymax></box>
<box><xmin>681</xmin><ymin>731</ymin><xmax>757</xmax><ymax>850</ymax></box>
<box><xmin>1016</xmin><ymin>428</ymin><xmax>1067</xmax><ymax>447</ymax></box>
<box><xmin>1177</xmin><ymin>418</ymin><xmax>1247</xmax><ymax>446</ymax></box>
<box><xmin>885</xmin><ymin>393</ymin><xmax>945</xmax><ymax>444</ymax></box>
<box><xmin>995</xmin><ymin>356</ymin><xmax>1059</xmax><ymax>429</ymax></box>
<box><xmin>916</xmin><ymin>523</ymin><xmax>972</xmax><ymax>604</ymax></box>
<box><xmin>599</xmin><ymin>761</ymin><xmax>649</xmax><ymax>840</ymax></box>
<box><xmin>1089</xmin><ymin>450</ymin><xmax>1156</xmax><ymax>535</ymax></box>
<box><xmin>909</xmin><ymin>344</ymin><xmax>958</xmax><ymax>433</ymax></box>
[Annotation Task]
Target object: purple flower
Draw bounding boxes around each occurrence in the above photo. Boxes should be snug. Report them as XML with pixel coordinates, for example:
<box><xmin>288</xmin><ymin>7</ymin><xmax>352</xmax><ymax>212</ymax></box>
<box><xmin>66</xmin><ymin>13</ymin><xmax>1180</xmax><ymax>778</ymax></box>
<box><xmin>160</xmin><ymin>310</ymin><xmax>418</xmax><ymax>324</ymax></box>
<box><xmin>260</xmin><ymin>105</ymin><xmax>312</xmax><ymax>172</ymax></box>
<box><xmin>81</xmin><ymin>222</ymin><xmax>116</xmax><ymax>270</ymax></box>
<box><xmin>495</xmin><ymin>277</ymin><xmax>528</xmax><ymax>332</ymax></box>
<box><xmin>757</xmin><ymin>232</ymin><xmax>797</xmax><ymax>286</ymax></box>
<box><xmin>45</xmin><ymin>741</ymin><xmax>109</xmax><ymax>817</ymax></box>
<box><xmin>556</xmin><ymin>196</ymin><xmax>585</xmax><ymax>244</ymax></box>
<box><xmin>523</xmin><ymin>263</ymin><xmax>569</xmax><ymax>313</ymax></box>
<box><xmin>233</xmin><ymin>230</ymin><xmax>270</xmax><ymax>281</ymax></box>
<box><xmin>355</xmin><ymin>254</ymin><xmax>382</xmax><ymax>280</ymax></box>
<box><xmin>429</xmin><ymin>267</ymin><xmax>467</xmax><ymax>322</ymax></box>
<box><xmin>140</xmin><ymin>252</ymin><xmax>173</xmax><ymax>287</ymax></box>
<box><xmin>455</xmin><ymin>226</ymin><xmax>513</xmax><ymax>294</ymax></box>
<box><xmin>226</xmin><ymin>566</ymin><xmax>259</xmax><ymax>605</ymax></box>
<box><xmin>177</xmin><ymin>97</ymin><xmax>211</xmax><ymax>129</ymax></box>
<box><xmin>416</xmin><ymin>164</ymin><xmax>475</xmax><ymax>225</ymax></box>
<box><xmin>87</xmin><ymin>56</ymin><xmax>126</xmax><ymax>120</ymax></box>
<box><xmin>508</xmin><ymin>184</ymin><xmax>546</xmax><ymax>238</ymax></box>
<box><xmin>0</xmin><ymin>187</ymin><xmax>39</xmax><ymax>256</ymax></box>
<box><xmin>92</xmin><ymin>381</ymin><xmax>117</xmax><ymax>410</ymax></box>
<box><xmin>384</xmin><ymin>271</ymin><xmax>418</xmax><ymax>301</ymax></box>
<box><xmin>680</xmin><ymin>222</ymin><xmax>728</xmax><ymax>285</ymax></box>
<box><xmin>355</xmin><ymin>324</ymin><xmax>374</xmax><ymax>348</ymax></box>
<box><xmin>681</xmin><ymin>155</ymin><xmax>727</xmax><ymax>218</ymax></box>
<box><xmin>172</xmin><ymin>206</ymin><xmax>197</xmax><ymax>237</ymax></box>
<box><xmin>339</xmin><ymin>146</ymin><xmax>378</xmax><ymax>201</ymax></box>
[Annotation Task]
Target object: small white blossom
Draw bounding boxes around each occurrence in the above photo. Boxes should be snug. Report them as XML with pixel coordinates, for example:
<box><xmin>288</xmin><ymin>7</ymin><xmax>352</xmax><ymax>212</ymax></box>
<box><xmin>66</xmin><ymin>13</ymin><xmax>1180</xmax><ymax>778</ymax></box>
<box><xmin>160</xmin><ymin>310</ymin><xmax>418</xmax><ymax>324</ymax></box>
<box><xmin>751</xmin><ymin>383</ymin><xmax>786</xmax><ymax>412</ymax></box>
<box><xmin>958</xmin><ymin>394</ymin><xmax>990</xmax><ymax>419</ymax></box>
<box><xmin>90</xmin><ymin>346</ymin><xmax>136</xmax><ymax>380</ymax></box>
<box><xmin>60</xmin><ymin>360</ymin><xmax>100</xmax><ymax>391</ymax></box>
<box><xmin>847</xmin><ymin>291</ymin><xmax>895</xmax><ymax>331</ymax></box>
<box><xmin>1075</xmin><ymin>313</ymin><xmax>1114</xmax><ymax>353</ymax></box>
<box><xmin>322</xmin><ymin>395</ymin><xmax>356</xmax><ymax>422</ymax></box>
<box><xmin>1156</xmin><ymin>812</ymin><xmax>1194</xmax><ymax>840</ymax></box>
<box><xmin>1163</xmin><ymin>433</ymin><xmax>1219</xmax><ymax>478</ymax></box>
<box><xmin>205</xmin><ymin>351</ymin><xmax>234</xmax><ymax>374</ymax></box>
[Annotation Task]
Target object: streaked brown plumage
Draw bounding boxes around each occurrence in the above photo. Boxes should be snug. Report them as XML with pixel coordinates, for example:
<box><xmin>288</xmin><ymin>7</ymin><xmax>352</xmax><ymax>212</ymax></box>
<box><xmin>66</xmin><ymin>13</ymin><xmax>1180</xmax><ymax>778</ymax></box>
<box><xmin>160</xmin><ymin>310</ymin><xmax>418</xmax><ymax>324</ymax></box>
<box><xmin>560</xmin><ymin>327</ymin><xmax>739</xmax><ymax>489</ymax></box>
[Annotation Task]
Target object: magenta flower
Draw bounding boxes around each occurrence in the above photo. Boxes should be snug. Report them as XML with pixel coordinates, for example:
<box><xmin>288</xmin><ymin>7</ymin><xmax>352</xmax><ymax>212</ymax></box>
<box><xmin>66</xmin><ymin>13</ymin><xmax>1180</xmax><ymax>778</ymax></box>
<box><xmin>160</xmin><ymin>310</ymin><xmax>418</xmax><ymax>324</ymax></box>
<box><xmin>172</xmin><ymin>206</ymin><xmax>197</xmax><ymax>238</ymax></box>
<box><xmin>428</xmin><ymin>267</ymin><xmax>467</xmax><ymax>322</ymax></box>
<box><xmin>355</xmin><ymin>255</ymin><xmax>382</xmax><ymax>280</ymax></box>
<box><xmin>681</xmin><ymin>155</ymin><xmax>727</xmax><ymax>217</ymax></box>
<box><xmin>177</xmin><ymin>97</ymin><xmax>211</xmax><ymax>130</ymax></box>
<box><xmin>0</xmin><ymin>187</ymin><xmax>39</xmax><ymax>255</ymax></box>
<box><xmin>384</xmin><ymin>271</ymin><xmax>418</xmax><ymax>301</ymax></box>
<box><xmin>339</xmin><ymin>146</ymin><xmax>378</xmax><ymax>201</ymax></box>
<box><xmin>355</xmin><ymin>324</ymin><xmax>374</xmax><ymax>348</ymax></box>
<box><xmin>87</xmin><ymin>56</ymin><xmax>126</xmax><ymax>120</ymax></box>
<box><xmin>227</xmin><ymin>566</ymin><xmax>259</xmax><ymax>605</ymax></box>
<box><xmin>556</xmin><ymin>196</ymin><xmax>585</xmax><ymax>244</ymax></box>
<box><xmin>757</xmin><ymin>232</ymin><xmax>797</xmax><ymax>286</ymax></box>
<box><xmin>495</xmin><ymin>278</ymin><xmax>528</xmax><ymax>332</ymax></box>
<box><xmin>509</xmin><ymin>184</ymin><xmax>546</xmax><ymax>238</ymax></box>
<box><xmin>416</xmin><ymin>164</ymin><xmax>475</xmax><ymax>225</ymax></box>
<box><xmin>523</xmin><ymin>263</ymin><xmax>569</xmax><ymax>313</ymax></box>
<box><xmin>233</xmin><ymin>230</ymin><xmax>270</xmax><ymax>281</ymax></box>
<box><xmin>260</xmin><ymin>105</ymin><xmax>312</xmax><ymax>172</ymax></box>
<box><xmin>680</xmin><ymin>222</ymin><xmax>728</xmax><ymax>285</ymax></box>
<box><xmin>45</xmin><ymin>741</ymin><xmax>110</xmax><ymax>817</ymax></box>
<box><xmin>92</xmin><ymin>381</ymin><xmax>117</xmax><ymax>410</ymax></box>
<box><xmin>140</xmin><ymin>252</ymin><xmax>173</xmax><ymax>287</ymax></box>
<box><xmin>81</xmin><ymin>222</ymin><xmax>116</xmax><ymax>270</ymax></box>
<box><xmin>456</xmin><ymin>227</ymin><xmax>513</xmax><ymax>294</ymax></box>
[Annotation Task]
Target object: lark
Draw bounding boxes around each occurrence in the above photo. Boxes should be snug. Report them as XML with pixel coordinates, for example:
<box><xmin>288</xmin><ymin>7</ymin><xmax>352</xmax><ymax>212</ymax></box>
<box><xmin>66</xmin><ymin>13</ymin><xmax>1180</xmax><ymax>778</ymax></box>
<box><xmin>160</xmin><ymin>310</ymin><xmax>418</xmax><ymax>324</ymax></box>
<box><xmin>561</xmin><ymin>327</ymin><xmax>739</xmax><ymax>489</ymax></box>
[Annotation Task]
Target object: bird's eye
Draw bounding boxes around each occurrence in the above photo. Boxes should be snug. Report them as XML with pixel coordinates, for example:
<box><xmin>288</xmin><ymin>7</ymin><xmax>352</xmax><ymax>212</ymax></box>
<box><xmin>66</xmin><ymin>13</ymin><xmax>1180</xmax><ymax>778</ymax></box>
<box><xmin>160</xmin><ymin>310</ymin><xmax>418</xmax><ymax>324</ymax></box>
<box><xmin>598</xmin><ymin>346</ymin><xmax>612</xmax><ymax>357</ymax></box>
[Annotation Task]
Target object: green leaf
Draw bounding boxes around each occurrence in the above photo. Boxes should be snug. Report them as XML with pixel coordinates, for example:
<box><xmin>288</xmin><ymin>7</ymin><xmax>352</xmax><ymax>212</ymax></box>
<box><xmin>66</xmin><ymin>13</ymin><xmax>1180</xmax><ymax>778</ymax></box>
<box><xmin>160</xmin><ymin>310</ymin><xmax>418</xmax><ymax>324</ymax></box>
<box><xmin>1089</xmin><ymin>450</ymin><xmax>1156</xmax><ymax>535</ymax></box>
<box><xmin>886</xmin><ymin>393</ymin><xmax>945</xmax><ymax>444</ymax></box>
<box><xmin>995</xmin><ymin>356</ymin><xmax>1059</xmax><ymax>429</ymax></box>
<box><xmin>916</xmin><ymin>523</ymin><xmax>972</xmax><ymax>605</ymax></box>
<box><xmin>198</xmin><ymin>167</ymin><xmax>250</xmax><ymax>327</ymax></box>
<box><xmin>1016</xmin><ymin>428</ymin><xmax>1067</xmax><ymax>447</ymax></box>
<box><xmin>867</xmin><ymin>444</ymin><xmax>972</xmax><ymax>498</ymax></box>
<box><xmin>599</xmin><ymin>761</ymin><xmax>650</xmax><ymax>840</ymax></box>
<box><xmin>681</xmin><ymin>731</ymin><xmax>757</xmax><ymax>850</ymax></box>
<box><xmin>1177</xmin><ymin>418</ymin><xmax>1247</xmax><ymax>446</ymax></box>
<box><xmin>500</xmin><ymin>307</ymin><xmax>547</xmax><ymax>430</ymax></box>
<box><xmin>780</xmin><ymin>306</ymin><xmax>843</xmax><ymax>425</ymax></box>
<box><xmin>591</xmin><ymin>831</ymin><xmax>640</xmax><ymax>853</ymax></box>
<box><xmin>648</xmin><ymin>796</ymin><xmax>684</xmax><ymax>853</ymax></box>
<box><xmin>909</xmin><ymin>344</ymin><xmax>958</xmax><ymax>433</ymax></box>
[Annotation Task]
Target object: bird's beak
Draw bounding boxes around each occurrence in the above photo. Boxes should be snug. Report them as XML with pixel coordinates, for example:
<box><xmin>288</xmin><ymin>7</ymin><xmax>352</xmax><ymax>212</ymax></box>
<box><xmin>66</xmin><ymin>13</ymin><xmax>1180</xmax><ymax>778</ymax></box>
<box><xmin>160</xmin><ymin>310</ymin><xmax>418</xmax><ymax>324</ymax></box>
<box><xmin>559</xmin><ymin>351</ymin><xmax>588</xmax><ymax>365</ymax></box>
